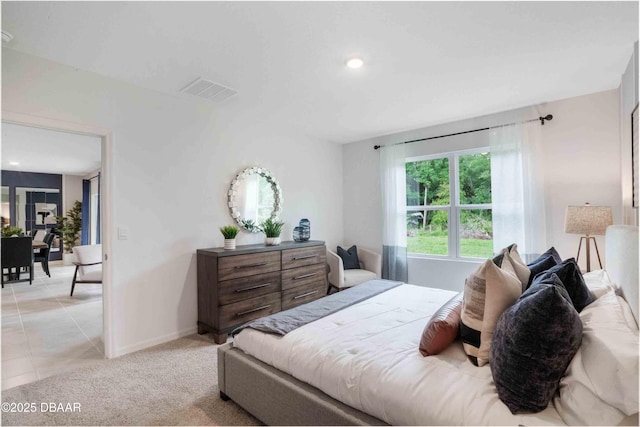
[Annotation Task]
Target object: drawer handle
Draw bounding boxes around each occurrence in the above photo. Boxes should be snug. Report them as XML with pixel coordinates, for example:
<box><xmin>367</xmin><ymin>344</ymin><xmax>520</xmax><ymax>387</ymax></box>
<box><xmin>235</xmin><ymin>262</ymin><xmax>268</xmax><ymax>269</ymax></box>
<box><xmin>294</xmin><ymin>290</ymin><xmax>320</xmax><ymax>300</ymax></box>
<box><xmin>293</xmin><ymin>273</ymin><xmax>316</xmax><ymax>280</ymax></box>
<box><xmin>234</xmin><ymin>283</ymin><xmax>271</xmax><ymax>293</ymax></box>
<box><xmin>293</xmin><ymin>254</ymin><xmax>317</xmax><ymax>260</ymax></box>
<box><xmin>236</xmin><ymin>305</ymin><xmax>271</xmax><ymax>317</ymax></box>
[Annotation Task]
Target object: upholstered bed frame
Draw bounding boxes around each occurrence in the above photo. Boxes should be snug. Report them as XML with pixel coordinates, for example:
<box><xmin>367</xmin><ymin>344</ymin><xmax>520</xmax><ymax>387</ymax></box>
<box><xmin>218</xmin><ymin>226</ymin><xmax>639</xmax><ymax>426</ymax></box>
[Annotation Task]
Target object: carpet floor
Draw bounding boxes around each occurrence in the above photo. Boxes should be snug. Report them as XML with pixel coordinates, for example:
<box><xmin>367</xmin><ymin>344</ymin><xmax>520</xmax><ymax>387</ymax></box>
<box><xmin>1</xmin><ymin>334</ymin><xmax>261</xmax><ymax>426</ymax></box>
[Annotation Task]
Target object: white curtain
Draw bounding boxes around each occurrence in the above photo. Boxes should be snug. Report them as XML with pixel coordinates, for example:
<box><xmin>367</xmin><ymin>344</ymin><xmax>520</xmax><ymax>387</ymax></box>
<box><xmin>490</xmin><ymin>118</ymin><xmax>546</xmax><ymax>255</ymax></box>
<box><xmin>380</xmin><ymin>143</ymin><xmax>408</xmax><ymax>282</ymax></box>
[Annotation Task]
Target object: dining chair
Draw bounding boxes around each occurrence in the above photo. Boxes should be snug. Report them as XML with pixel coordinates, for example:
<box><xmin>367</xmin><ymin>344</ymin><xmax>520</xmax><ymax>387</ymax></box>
<box><xmin>34</xmin><ymin>233</ymin><xmax>55</xmax><ymax>277</ymax></box>
<box><xmin>1</xmin><ymin>236</ymin><xmax>34</xmax><ymax>287</ymax></box>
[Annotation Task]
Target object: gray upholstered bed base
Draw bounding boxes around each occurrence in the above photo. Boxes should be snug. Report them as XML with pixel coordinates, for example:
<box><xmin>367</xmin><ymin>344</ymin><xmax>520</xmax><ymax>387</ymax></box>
<box><xmin>218</xmin><ymin>343</ymin><xmax>388</xmax><ymax>426</ymax></box>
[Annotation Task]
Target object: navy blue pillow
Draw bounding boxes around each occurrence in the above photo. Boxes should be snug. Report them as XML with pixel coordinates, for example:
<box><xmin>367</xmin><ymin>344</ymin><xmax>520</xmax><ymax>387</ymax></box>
<box><xmin>490</xmin><ymin>274</ymin><xmax>583</xmax><ymax>414</ymax></box>
<box><xmin>532</xmin><ymin>258</ymin><xmax>594</xmax><ymax>312</ymax></box>
<box><xmin>526</xmin><ymin>255</ymin><xmax>559</xmax><ymax>289</ymax></box>
<box><xmin>337</xmin><ymin>245</ymin><xmax>360</xmax><ymax>270</ymax></box>
<box><xmin>528</xmin><ymin>247</ymin><xmax>562</xmax><ymax>265</ymax></box>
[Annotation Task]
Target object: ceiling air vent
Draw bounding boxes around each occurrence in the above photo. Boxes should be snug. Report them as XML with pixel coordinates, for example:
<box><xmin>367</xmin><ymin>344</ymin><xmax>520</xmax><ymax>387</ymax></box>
<box><xmin>180</xmin><ymin>77</ymin><xmax>237</xmax><ymax>103</ymax></box>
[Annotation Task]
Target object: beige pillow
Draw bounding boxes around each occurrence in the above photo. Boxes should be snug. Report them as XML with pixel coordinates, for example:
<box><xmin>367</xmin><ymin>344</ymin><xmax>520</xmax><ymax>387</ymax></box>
<box><xmin>505</xmin><ymin>244</ymin><xmax>531</xmax><ymax>290</ymax></box>
<box><xmin>419</xmin><ymin>292</ymin><xmax>463</xmax><ymax>356</ymax></box>
<box><xmin>460</xmin><ymin>256</ymin><xmax>522</xmax><ymax>366</ymax></box>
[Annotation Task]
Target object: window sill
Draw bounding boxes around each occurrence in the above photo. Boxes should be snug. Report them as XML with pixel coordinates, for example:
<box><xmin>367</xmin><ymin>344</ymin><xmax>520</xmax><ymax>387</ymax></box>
<box><xmin>407</xmin><ymin>254</ymin><xmax>486</xmax><ymax>263</ymax></box>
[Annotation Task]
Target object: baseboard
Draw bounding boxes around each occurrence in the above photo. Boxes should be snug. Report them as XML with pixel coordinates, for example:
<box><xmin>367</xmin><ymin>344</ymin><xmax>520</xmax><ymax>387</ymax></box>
<box><xmin>114</xmin><ymin>326</ymin><xmax>198</xmax><ymax>357</ymax></box>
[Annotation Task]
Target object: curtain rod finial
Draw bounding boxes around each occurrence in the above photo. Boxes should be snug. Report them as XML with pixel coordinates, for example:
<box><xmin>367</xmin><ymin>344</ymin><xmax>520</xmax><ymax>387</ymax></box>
<box><xmin>374</xmin><ymin>145</ymin><xmax>382</xmax><ymax>150</ymax></box>
<box><xmin>540</xmin><ymin>114</ymin><xmax>553</xmax><ymax>125</ymax></box>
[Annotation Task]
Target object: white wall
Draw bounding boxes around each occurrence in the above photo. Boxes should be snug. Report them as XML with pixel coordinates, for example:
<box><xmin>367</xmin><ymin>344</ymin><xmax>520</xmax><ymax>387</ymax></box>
<box><xmin>343</xmin><ymin>89</ymin><xmax>622</xmax><ymax>290</ymax></box>
<box><xmin>62</xmin><ymin>174</ymin><xmax>83</xmax><ymax>215</ymax></box>
<box><xmin>540</xmin><ymin>89</ymin><xmax>621</xmax><ymax>270</ymax></box>
<box><xmin>2</xmin><ymin>48</ymin><xmax>344</xmax><ymax>356</ymax></box>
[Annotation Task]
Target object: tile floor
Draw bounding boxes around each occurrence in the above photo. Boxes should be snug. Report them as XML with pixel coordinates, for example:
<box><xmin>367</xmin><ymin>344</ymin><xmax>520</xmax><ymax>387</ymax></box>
<box><xmin>1</xmin><ymin>262</ymin><xmax>103</xmax><ymax>390</ymax></box>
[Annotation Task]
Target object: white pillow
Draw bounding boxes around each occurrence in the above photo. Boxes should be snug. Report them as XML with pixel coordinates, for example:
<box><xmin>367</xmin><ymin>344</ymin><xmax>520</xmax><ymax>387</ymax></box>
<box><xmin>582</xmin><ymin>269</ymin><xmax>614</xmax><ymax>299</ymax></box>
<box><xmin>567</xmin><ymin>289</ymin><xmax>638</xmax><ymax>416</ymax></box>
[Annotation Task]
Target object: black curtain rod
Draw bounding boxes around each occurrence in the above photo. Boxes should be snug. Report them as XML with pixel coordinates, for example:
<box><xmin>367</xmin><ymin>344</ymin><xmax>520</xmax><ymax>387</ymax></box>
<box><xmin>373</xmin><ymin>114</ymin><xmax>553</xmax><ymax>150</ymax></box>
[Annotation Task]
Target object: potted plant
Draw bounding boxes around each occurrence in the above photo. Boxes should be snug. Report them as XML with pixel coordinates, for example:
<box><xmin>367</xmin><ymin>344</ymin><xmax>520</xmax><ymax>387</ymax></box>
<box><xmin>220</xmin><ymin>225</ymin><xmax>240</xmax><ymax>250</ymax></box>
<box><xmin>56</xmin><ymin>200</ymin><xmax>82</xmax><ymax>264</ymax></box>
<box><xmin>1</xmin><ymin>226</ymin><xmax>23</xmax><ymax>237</ymax></box>
<box><xmin>260</xmin><ymin>218</ymin><xmax>284</xmax><ymax>246</ymax></box>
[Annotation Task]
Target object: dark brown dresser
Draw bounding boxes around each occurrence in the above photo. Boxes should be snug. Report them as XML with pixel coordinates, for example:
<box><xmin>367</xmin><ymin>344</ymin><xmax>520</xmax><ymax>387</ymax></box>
<box><xmin>196</xmin><ymin>240</ymin><xmax>327</xmax><ymax>343</ymax></box>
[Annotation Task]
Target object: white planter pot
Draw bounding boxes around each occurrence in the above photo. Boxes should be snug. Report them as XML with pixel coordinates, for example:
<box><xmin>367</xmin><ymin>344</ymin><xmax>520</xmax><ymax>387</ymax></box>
<box><xmin>223</xmin><ymin>239</ymin><xmax>236</xmax><ymax>250</ymax></box>
<box><xmin>63</xmin><ymin>252</ymin><xmax>76</xmax><ymax>266</ymax></box>
<box><xmin>265</xmin><ymin>237</ymin><xmax>281</xmax><ymax>246</ymax></box>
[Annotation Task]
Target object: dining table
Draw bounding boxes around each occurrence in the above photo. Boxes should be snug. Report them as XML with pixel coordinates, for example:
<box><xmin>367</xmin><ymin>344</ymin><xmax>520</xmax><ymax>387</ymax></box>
<box><xmin>32</xmin><ymin>240</ymin><xmax>48</xmax><ymax>250</ymax></box>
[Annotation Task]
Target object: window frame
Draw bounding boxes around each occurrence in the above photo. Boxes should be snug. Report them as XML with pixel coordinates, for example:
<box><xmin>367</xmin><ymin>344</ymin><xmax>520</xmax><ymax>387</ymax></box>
<box><xmin>406</xmin><ymin>147</ymin><xmax>492</xmax><ymax>260</ymax></box>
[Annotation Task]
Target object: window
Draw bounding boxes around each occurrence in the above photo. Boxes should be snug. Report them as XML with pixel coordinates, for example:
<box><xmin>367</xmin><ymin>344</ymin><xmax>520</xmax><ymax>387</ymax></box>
<box><xmin>406</xmin><ymin>149</ymin><xmax>492</xmax><ymax>259</ymax></box>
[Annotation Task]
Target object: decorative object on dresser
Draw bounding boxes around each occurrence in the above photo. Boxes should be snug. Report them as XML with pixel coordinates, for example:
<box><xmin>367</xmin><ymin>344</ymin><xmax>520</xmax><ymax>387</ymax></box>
<box><xmin>219</xmin><ymin>225</ymin><xmax>239</xmax><ymax>250</ymax></box>
<box><xmin>196</xmin><ymin>240</ymin><xmax>327</xmax><ymax>344</ymax></box>
<box><xmin>564</xmin><ymin>203</ymin><xmax>613</xmax><ymax>272</ymax></box>
<box><xmin>259</xmin><ymin>218</ymin><xmax>284</xmax><ymax>246</ymax></box>
<box><xmin>227</xmin><ymin>166</ymin><xmax>282</xmax><ymax>232</ymax></box>
<box><xmin>292</xmin><ymin>219</ymin><xmax>310</xmax><ymax>242</ymax></box>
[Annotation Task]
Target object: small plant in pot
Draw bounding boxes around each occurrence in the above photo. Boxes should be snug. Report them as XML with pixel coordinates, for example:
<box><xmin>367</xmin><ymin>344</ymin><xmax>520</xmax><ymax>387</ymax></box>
<box><xmin>220</xmin><ymin>225</ymin><xmax>240</xmax><ymax>250</ymax></box>
<box><xmin>260</xmin><ymin>218</ymin><xmax>284</xmax><ymax>246</ymax></box>
<box><xmin>1</xmin><ymin>226</ymin><xmax>23</xmax><ymax>237</ymax></box>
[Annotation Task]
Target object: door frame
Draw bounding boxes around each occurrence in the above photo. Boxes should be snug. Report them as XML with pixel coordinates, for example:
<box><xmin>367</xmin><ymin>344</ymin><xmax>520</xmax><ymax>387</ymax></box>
<box><xmin>2</xmin><ymin>110</ymin><xmax>115</xmax><ymax>358</ymax></box>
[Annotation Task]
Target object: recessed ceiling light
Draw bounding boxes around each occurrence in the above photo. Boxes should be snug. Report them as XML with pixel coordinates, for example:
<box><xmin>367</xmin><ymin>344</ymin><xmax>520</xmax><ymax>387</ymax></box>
<box><xmin>9</xmin><ymin>161</ymin><xmax>19</xmax><ymax>166</ymax></box>
<box><xmin>2</xmin><ymin>31</ymin><xmax>13</xmax><ymax>43</ymax></box>
<box><xmin>346</xmin><ymin>57</ymin><xmax>364</xmax><ymax>69</ymax></box>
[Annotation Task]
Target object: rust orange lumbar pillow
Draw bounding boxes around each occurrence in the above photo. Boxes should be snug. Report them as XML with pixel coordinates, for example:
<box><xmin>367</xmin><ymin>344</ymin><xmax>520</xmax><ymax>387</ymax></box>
<box><xmin>419</xmin><ymin>292</ymin><xmax>464</xmax><ymax>356</ymax></box>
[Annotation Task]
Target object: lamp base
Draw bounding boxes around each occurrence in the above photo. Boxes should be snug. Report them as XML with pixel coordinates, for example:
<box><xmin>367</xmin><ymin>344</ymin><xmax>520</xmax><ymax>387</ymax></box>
<box><xmin>576</xmin><ymin>236</ymin><xmax>602</xmax><ymax>273</ymax></box>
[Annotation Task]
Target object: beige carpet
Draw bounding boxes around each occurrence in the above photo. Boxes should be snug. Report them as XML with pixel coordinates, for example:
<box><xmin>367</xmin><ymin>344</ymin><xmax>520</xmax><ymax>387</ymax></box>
<box><xmin>1</xmin><ymin>334</ymin><xmax>261</xmax><ymax>426</ymax></box>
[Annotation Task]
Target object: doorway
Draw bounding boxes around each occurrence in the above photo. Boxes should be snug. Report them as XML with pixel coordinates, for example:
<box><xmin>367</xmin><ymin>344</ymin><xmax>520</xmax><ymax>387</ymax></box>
<box><xmin>1</xmin><ymin>113</ymin><xmax>113</xmax><ymax>390</ymax></box>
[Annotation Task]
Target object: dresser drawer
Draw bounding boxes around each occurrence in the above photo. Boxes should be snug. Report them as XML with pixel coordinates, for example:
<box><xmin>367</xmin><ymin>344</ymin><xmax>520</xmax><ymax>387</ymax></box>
<box><xmin>218</xmin><ymin>271</ymin><xmax>281</xmax><ymax>306</ymax></box>
<box><xmin>282</xmin><ymin>246</ymin><xmax>326</xmax><ymax>270</ymax></box>
<box><xmin>218</xmin><ymin>252</ymin><xmax>281</xmax><ymax>281</ymax></box>
<box><xmin>282</xmin><ymin>263</ymin><xmax>326</xmax><ymax>290</ymax></box>
<box><xmin>218</xmin><ymin>292</ymin><xmax>281</xmax><ymax>331</ymax></box>
<box><xmin>282</xmin><ymin>281</ymin><xmax>326</xmax><ymax>311</ymax></box>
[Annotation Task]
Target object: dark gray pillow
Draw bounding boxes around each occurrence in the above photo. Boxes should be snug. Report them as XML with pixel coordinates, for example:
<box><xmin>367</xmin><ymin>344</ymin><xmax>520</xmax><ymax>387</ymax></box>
<box><xmin>526</xmin><ymin>255</ymin><xmax>558</xmax><ymax>289</ymax></box>
<box><xmin>532</xmin><ymin>258</ymin><xmax>594</xmax><ymax>312</ymax></box>
<box><xmin>529</xmin><ymin>247</ymin><xmax>563</xmax><ymax>265</ymax></box>
<box><xmin>337</xmin><ymin>245</ymin><xmax>360</xmax><ymax>270</ymax></box>
<box><xmin>490</xmin><ymin>274</ymin><xmax>583</xmax><ymax>414</ymax></box>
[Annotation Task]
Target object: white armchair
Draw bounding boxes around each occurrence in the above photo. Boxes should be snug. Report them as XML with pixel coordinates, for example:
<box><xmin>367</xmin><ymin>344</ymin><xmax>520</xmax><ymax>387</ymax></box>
<box><xmin>327</xmin><ymin>247</ymin><xmax>382</xmax><ymax>291</ymax></box>
<box><xmin>70</xmin><ymin>244</ymin><xmax>102</xmax><ymax>296</ymax></box>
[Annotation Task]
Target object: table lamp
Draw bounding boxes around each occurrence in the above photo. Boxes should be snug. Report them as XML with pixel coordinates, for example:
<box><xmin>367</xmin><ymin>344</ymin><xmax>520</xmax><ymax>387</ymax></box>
<box><xmin>564</xmin><ymin>203</ymin><xmax>613</xmax><ymax>272</ymax></box>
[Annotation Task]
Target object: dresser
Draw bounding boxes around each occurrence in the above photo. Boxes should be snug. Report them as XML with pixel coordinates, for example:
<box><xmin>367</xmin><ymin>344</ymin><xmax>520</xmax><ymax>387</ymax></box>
<box><xmin>196</xmin><ymin>240</ymin><xmax>327</xmax><ymax>344</ymax></box>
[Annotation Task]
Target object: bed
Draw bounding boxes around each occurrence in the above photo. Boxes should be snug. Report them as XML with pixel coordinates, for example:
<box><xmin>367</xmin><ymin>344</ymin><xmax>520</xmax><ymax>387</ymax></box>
<box><xmin>218</xmin><ymin>226</ymin><xmax>639</xmax><ymax>425</ymax></box>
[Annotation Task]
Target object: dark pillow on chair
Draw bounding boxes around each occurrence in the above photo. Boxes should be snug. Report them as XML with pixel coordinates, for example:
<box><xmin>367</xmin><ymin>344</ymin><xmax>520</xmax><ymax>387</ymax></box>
<box><xmin>337</xmin><ymin>245</ymin><xmax>360</xmax><ymax>270</ymax></box>
<box><xmin>526</xmin><ymin>255</ymin><xmax>558</xmax><ymax>289</ymax></box>
<box><xmin>490</xmin><ymin>274</ymin><xmax>583</xmax><ymax>414</ymax></box>
<box><xmin>532</xmin><ymin>258</ymin><xmax>594</xmax><ymax>312</ymax></box>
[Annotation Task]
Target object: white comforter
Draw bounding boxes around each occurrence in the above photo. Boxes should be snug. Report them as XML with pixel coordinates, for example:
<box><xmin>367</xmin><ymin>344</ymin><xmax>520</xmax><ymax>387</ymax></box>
<box><xmin>234</xmin><ymin>284</ymin><xmax>570</xmax><ymax>425</ymax></box>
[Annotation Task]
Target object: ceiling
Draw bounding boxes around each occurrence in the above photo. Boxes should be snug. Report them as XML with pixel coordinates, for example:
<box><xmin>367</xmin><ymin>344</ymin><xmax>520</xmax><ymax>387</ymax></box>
<box><xmin>2</xmin><ymin>123</ymin><xmax>101</xmax><ymax>175</ymax></box>
<box><xmin>1</xmin><ymin>1</ymin><xmax>638</xmax><ymax>144</ymax></box>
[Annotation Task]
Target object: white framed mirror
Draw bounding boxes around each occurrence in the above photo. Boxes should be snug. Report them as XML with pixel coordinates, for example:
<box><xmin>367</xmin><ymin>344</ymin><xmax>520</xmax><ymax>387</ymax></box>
<box><xmin>228</xmin><ymin>167</ymin><xmax>282</xmax><ymax>232</ymax></box>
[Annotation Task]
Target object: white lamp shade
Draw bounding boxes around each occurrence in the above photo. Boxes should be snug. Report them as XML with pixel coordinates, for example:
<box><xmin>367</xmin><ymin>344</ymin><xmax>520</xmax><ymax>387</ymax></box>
<box><xmin>564</xmin><ymin>205</ymin><xmax>613</xmax><ymax>236</ymax></box>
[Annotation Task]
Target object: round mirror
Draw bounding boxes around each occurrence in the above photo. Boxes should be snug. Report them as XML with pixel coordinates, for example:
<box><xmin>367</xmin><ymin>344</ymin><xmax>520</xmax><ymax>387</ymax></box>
<box><xmin>228</xmin><ymin>167</ymin><xmax>282</xmax><ymax>232</ymax></box>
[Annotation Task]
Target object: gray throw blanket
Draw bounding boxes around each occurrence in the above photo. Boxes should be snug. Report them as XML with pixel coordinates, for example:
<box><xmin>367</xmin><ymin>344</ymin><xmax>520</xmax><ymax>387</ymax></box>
<box><xmin>232</xmin><ymin>279</ymin><xmax>403</xmax><ymax>337</ymax></box>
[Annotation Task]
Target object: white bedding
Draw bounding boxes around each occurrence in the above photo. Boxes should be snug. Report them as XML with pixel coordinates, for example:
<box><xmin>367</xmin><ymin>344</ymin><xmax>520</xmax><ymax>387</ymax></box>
<box><xmin>233</xmin><ymin>284</ymin><xmax>574</xmax><ymax>425</ymax></box>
